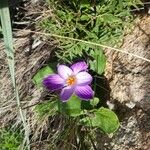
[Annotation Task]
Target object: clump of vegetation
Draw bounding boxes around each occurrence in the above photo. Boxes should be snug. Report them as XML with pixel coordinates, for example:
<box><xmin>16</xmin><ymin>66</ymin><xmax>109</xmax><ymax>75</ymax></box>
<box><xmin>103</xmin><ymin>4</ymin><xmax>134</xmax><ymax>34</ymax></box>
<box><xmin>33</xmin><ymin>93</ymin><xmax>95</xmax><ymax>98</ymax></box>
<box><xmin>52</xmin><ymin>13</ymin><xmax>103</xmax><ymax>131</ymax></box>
<box><xmin>0</xmin><ymin>128</ymin><xmax>23</xmax><ymax>150</ymax></box>
<box><xmin>30</xmin><ymin>0</ymin><xmax>142</xmax><ymax>149</ymax></box>
<box><xmin>40</xmin><ymin>0</ymin><xmax>141</xmax><ymax>63</ymax></box>
<box><xmin>33</xmin><ymin>62</ymin><xmax>120</xmax><ymax>148</ymax></box>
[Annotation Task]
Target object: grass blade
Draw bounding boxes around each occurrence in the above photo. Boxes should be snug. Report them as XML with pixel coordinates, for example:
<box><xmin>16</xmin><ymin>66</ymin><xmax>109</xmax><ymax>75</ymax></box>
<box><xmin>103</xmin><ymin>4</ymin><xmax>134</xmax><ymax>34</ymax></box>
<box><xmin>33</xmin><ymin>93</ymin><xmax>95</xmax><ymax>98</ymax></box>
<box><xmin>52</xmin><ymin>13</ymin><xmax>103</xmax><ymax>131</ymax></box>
<box><xmin>0</xmin><ymin>1</ymin><xmax>30</xmax><ymax>149</ymax></box>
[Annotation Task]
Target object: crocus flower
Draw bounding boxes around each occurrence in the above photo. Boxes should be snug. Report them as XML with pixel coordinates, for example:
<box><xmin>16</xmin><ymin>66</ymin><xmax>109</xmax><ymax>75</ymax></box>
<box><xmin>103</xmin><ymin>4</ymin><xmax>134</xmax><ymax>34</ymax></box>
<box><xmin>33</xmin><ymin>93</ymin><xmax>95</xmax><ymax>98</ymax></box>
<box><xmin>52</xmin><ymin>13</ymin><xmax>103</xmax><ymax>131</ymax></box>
<box><xmin>43</xmin><ymin>61</ymin><xmax>94</xmax><ymax>102</ymax></box>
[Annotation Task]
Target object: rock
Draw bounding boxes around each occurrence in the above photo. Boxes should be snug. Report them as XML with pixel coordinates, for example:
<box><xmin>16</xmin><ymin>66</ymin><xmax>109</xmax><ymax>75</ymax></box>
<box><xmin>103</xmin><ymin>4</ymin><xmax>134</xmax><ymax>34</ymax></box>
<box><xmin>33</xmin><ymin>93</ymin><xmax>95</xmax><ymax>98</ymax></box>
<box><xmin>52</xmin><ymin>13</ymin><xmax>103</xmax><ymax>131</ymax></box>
<box><xmin>104</xmin><ymin>16</ymin><xmax>150</xmax><ymax>150</ymax></box>
<box><xmin>105</xmin><ymin>16</ymin><xmax>150</xmax><ymax>111</ymax></box>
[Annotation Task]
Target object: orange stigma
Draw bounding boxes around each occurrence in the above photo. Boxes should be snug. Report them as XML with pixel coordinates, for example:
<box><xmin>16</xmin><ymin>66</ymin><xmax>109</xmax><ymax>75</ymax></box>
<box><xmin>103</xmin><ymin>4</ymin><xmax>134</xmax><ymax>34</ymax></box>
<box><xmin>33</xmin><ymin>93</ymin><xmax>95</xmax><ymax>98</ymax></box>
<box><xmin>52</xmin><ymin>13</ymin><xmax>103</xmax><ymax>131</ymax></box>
<box><xmin>67</xmin><ymin>76</ymin><xmax>76</xmax><ymax>86</ymax></box>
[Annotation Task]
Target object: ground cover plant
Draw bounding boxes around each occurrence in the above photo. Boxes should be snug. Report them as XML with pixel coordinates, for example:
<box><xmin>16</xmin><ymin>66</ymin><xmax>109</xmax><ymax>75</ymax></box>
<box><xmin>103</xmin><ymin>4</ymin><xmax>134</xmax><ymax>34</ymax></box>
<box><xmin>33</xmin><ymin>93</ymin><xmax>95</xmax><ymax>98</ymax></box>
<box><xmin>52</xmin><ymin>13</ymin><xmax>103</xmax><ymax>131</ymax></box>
<box><xmin>40</xmin><ymin>0</ymin><xmax>141</xmax><ymax>63</ymax></box>
<box><xmin>0</xmin><ymin>128</ymin><xmax>23</xmax><ymax>150</ymax></box>
<box><xmin>0</xmin><ymin>0</ymin><xmax>145</xmax><ymax>149</ymax></box>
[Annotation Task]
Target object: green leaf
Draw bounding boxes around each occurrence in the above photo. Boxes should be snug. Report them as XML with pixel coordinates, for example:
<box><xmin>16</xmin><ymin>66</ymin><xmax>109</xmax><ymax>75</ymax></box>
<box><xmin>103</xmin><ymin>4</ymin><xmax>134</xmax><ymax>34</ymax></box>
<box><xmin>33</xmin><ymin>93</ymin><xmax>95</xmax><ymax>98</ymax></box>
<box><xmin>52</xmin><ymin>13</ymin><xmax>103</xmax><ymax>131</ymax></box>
<box><xmin>81</xmin><ymin>100</ymin><xmax>93</xmax><ymax>110</ymax></box>
<box><xmin>80</xmin><ymin>15</ymin><xmax>90</xmax><ymax>21</ymax></box>
<box><xmin>90</xmin><ymin>97</ymin><xmax>100</xmax><ymax>107</ymax></box>
<box><xmin>0</xmin><ymin>1</ymin><xmax>30</xmax><ymax>149</ymax></box>
<box><xmin>89</xmin><ymin>49</ymin><xmax>106</xmax><ymax>75</ymax></box>
<box><xmin>92</xmin><ymin>107</ymin><xmax>119</xmax><ymax>133</ymax></box>
<box><xmin>80</xmin><ymin>0</ymin><xmax>91</xmax><ymax>8</ymax></box>
<box><xmin>101</xmin><ymin>14</ymin><xmax>122</xmax><ymax>25</ymax></box>
<box><xmin>80</xmin><ymin>0</ymin><xmax>90</xmax><ymax>5</ymax></box>
<box><xmin>58</xmin><ymin>95</ymin><xmax>82</xmax><ymax>117</ymax></box>
<box><xmin>32</xmin><ymin>64</ymin><xmax>55</xmax><ymax>88</ymax></box>
<box><xmin>0</xmin><ymin>1</ymin><xmax>15</xmax><ymax>85</ymax></box>
<box><xmin>81</xmin><ymin>97</ymin><xmax>100</xmax><ymax>110</ymax></box>
<box><xmin>81</xmin><ymin>107</ymin><xmax>120</xmax><ymax>134</ymax></box>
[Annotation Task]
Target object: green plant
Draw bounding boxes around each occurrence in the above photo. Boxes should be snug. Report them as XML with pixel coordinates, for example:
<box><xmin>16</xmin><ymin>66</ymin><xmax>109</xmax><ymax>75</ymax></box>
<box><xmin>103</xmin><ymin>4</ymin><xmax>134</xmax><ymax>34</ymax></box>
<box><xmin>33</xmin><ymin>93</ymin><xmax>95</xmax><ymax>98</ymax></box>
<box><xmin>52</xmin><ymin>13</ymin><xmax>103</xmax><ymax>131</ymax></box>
<box><xmin>32</xmin><ymin>62</ymin><xmax>119</xmax><ymax>149</ymax></box>
<box><xmin>0</xmin><ymin>128</ymin><xmax>23</xmax><ymax>150</ymax></box>
<box><xmin>32</xmin><ymin>1</ymin><xmax>142</xmax><ymax>148</ymax></box>
<box><xmin>40</xmin><ymin>0</ymin><xmax>142</xmax><ymax>65</ymax></box>
<box><xmin>33</xmin><ymin>63</ymin><xmax>119</xmax><ymax>134</ymax></box>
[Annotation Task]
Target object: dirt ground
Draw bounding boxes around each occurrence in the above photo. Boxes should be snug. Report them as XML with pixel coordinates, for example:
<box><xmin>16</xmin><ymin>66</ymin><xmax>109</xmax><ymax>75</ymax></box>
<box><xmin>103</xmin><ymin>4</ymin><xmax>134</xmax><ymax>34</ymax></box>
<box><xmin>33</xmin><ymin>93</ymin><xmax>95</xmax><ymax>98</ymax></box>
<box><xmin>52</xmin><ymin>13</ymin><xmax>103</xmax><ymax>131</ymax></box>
<box><xmin>0</xmin><ymin>1</ymin><xmax>150</xmax><ymax>150</ymax></box>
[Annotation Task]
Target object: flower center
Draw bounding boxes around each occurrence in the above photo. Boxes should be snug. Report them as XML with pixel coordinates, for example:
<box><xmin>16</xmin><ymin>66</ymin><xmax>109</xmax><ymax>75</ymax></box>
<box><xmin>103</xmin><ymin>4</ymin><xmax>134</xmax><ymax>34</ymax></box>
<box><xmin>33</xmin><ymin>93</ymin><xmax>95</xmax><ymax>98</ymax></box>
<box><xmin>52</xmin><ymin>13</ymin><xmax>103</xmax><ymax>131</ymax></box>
<box><xmin>66</xmin><ymin>76</ymin><xmax>76</xmax><ymax>86</ymax></box>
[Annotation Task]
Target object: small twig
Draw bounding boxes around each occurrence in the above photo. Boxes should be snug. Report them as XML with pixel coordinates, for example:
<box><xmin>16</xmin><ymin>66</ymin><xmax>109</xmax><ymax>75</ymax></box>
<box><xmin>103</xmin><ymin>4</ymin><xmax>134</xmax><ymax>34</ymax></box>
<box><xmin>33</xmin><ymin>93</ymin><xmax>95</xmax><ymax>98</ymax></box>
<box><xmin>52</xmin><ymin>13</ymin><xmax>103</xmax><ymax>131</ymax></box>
<box><xmin>0</xmin><ymin>2</ymin><xmax>30</xmax><ymax>149</ymax></box>
<box><xmin>12</xmin><ymin>21</ymin><xmax>30</xmax><ymax>25</ymax></box>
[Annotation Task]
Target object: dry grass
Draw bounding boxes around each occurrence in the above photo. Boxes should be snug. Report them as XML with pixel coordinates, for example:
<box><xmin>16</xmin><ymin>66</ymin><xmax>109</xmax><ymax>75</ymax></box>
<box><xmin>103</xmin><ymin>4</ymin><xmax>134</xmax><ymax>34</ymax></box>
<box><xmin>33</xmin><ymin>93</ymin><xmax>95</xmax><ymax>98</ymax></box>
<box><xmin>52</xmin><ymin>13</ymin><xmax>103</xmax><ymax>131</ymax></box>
<box><xmin>0</xmin><ymin>29</ymin><xmax>55</xmax><ymax>141</ymax></box>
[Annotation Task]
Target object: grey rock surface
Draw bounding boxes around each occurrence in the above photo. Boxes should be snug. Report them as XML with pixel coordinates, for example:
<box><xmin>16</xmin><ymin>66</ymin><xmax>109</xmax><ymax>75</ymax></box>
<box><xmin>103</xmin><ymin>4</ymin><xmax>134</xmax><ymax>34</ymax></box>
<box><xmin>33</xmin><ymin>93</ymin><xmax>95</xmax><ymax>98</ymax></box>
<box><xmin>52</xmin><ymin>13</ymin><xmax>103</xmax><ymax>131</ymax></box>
<box><xmin>104</xmin><ymin>16</ymin><xmax>150</xmax><ymax>150</ymax></box>
<box><xmin>105</xmin><ymin>16</ymin><xmax>150</xmax><ymax>111</ymax></box>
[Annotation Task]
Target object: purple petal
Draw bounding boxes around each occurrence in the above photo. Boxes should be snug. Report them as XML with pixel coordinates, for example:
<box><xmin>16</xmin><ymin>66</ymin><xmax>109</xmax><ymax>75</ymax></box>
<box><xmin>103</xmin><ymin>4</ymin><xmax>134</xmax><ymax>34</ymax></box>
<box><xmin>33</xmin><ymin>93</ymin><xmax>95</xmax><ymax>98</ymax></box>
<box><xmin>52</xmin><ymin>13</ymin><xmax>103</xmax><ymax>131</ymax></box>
<box><xmin>43</xmin><ymin>74</ymin><xmax>65</xmax><ymax>91</ymax></box>
<box><xmin>75</xmin><ymin>85</ymin><xmax>94</xmax><ymax>100</ymax></box>
<box><xmin>58</xmin><ymin>65</ymin><xmax>73</xmax><ymax>80</ymax></box>
<box><xmin>76</xmin><ymin>71</ymin><xmax>92</xmax><ymax>86</ymax></box>
<box><xmin>60</xmin><ymin>86</ymin><xmax>74</xmax><ymax>102</ymax></box>
<box><xmin>71</xmin><ymin>61</ymin><xmax>88</xmax><ymax>74</ymax></box>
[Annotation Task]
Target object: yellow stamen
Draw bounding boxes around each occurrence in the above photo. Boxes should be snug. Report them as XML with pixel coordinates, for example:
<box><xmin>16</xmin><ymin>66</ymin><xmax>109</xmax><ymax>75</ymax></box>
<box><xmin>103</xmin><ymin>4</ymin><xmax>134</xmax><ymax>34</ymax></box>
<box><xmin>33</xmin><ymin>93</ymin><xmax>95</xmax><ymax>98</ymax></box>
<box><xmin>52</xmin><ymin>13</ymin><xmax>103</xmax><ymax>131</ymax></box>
<box><xmin>67</xmin><ymin>76</ymin><xmax>76</xmax><ymax>86</ymax></box>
